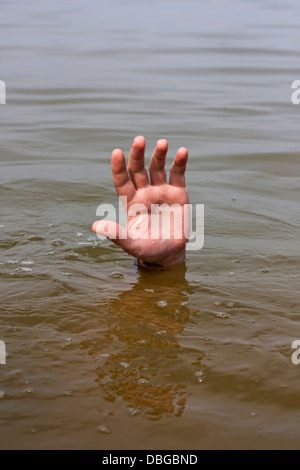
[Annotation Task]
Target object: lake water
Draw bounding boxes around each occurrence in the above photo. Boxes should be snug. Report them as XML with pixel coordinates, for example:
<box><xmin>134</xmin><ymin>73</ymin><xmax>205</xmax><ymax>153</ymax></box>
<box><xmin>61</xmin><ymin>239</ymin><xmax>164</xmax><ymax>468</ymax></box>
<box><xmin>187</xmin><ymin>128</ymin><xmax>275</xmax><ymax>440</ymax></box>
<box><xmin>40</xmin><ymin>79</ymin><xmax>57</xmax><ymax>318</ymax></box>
<box><xmin>0</xmin><ymin>0</ymin><xmax>300</xmax><ymax>450</ymax></box>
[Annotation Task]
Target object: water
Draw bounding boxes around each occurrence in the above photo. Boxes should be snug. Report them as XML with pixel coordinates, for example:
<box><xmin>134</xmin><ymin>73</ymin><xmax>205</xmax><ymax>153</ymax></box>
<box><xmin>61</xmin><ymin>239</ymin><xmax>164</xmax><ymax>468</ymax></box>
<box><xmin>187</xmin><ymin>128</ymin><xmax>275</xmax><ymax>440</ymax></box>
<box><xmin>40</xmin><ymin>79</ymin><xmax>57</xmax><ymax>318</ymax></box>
<box><xmin>1</xmin><ymin>0</ymin><xmax>300</xmax><ymax>449</ymax></box>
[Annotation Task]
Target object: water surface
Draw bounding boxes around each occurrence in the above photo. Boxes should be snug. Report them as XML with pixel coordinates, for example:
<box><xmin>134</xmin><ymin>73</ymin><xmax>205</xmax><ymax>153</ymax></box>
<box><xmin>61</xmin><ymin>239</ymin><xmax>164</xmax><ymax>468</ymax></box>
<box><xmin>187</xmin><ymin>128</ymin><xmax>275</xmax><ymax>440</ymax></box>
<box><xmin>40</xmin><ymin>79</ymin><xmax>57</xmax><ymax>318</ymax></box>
<box><xmin>1</xmin><ymin>0</ymin><xmax>300</xmax><ymax>449</ymax></box>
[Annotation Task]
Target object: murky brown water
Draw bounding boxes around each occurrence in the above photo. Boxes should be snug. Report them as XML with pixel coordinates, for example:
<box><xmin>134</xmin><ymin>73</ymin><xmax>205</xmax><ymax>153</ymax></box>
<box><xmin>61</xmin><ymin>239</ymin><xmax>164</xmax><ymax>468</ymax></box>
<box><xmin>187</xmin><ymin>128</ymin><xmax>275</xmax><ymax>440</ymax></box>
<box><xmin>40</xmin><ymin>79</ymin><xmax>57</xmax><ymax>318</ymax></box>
<box><xmin>1</xmin><ymin>0</ymin><xmax>300</xmax><ymax>450</ymax></box>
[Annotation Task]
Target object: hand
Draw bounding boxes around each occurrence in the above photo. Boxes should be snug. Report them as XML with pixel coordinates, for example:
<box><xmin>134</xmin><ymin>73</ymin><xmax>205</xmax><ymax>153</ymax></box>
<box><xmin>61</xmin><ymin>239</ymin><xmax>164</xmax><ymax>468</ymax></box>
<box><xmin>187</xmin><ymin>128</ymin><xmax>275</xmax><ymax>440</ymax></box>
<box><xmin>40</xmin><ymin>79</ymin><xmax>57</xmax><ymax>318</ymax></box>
<box><xmin>92</xmin><ymin>136</ymin><xmax>189</xmax><ymax>267</ymax></box>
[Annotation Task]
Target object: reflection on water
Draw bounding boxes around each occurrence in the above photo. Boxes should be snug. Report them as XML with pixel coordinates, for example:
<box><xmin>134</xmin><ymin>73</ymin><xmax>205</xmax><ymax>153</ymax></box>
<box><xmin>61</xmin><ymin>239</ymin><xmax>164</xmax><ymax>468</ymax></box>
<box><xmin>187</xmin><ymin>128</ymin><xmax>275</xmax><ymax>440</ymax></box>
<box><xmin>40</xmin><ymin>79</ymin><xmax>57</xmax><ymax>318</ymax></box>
<box><xmin>94</xmin><ymin>265</ymin><xmax>195</xmax><ymax>420</ymax></box>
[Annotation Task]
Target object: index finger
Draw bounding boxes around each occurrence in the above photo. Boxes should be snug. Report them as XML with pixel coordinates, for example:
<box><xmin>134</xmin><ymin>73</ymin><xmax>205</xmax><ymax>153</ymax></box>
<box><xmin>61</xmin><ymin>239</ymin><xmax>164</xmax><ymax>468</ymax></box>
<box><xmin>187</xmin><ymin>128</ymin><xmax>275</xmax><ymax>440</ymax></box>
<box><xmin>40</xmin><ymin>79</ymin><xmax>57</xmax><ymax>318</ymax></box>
<box><xmin>111</xmin><ymin>149</ymin><xmax>136</xmax><ymax>202</ymax></box>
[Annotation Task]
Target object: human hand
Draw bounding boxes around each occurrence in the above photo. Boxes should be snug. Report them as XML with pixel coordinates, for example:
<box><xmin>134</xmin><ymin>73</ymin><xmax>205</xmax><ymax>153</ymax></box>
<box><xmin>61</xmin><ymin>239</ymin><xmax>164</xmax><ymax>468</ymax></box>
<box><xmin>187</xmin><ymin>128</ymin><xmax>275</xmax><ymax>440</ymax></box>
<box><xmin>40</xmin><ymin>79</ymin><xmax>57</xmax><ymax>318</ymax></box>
<box><xmin>92</xmin><ymin>136</ymin><xmax>189</xmax><ymax>267</ymax></box>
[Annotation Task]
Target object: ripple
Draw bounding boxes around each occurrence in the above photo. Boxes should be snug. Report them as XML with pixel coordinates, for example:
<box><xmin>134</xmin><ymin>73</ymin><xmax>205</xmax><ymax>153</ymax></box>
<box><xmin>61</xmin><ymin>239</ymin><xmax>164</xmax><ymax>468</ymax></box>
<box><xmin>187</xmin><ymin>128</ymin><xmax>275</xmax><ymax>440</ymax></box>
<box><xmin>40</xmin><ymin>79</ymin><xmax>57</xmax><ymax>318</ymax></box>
<box><xmin>27</xmin><ymin>236</ymin><xmax>45</xmax><ymax>242</ymax></box>
<box><xmin>15</xmin><ymin>267</ymin><xmax>33</xmax><ymax>273</ymax></box>
<box><xmin>0</xmin><ymin>239</ymin><xmax>18</xmax><ymax>249</ymax></box>
<box><xmin>74</xmin><ymin>245</ymin><xmax>103</xmax><ymax>257</ymax></box>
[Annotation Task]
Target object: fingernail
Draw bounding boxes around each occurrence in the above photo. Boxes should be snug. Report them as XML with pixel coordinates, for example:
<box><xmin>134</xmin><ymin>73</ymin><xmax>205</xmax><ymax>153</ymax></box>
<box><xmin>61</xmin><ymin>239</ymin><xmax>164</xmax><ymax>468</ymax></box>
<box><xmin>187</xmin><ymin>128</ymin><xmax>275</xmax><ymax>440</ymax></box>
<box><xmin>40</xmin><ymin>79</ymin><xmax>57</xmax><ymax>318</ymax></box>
<box><xmin>134</xmin><ymin>135</ymin><xmax>145</xmax><ymax>144</ymax></box>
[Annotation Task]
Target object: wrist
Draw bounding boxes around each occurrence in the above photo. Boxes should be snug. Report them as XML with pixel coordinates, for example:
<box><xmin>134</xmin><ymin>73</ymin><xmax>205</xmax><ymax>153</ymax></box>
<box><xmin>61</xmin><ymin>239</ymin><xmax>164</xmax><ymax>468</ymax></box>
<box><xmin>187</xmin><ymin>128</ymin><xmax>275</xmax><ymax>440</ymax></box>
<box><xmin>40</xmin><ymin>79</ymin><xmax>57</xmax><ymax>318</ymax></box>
<box><xmin>138</xmin><ymin>248</ymin><xmax>186</xmax><ymax>269</ymax></box>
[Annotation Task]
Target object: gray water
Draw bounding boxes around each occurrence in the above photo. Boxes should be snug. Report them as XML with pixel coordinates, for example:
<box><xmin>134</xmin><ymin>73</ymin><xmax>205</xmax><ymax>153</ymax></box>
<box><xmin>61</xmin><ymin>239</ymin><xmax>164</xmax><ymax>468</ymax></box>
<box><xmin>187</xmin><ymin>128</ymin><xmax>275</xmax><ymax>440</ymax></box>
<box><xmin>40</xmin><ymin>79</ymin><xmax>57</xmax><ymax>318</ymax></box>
<box><xmin>1</xmin><ymin>0</ymin><xmax>300</xmax><ymax>449</ymax></box>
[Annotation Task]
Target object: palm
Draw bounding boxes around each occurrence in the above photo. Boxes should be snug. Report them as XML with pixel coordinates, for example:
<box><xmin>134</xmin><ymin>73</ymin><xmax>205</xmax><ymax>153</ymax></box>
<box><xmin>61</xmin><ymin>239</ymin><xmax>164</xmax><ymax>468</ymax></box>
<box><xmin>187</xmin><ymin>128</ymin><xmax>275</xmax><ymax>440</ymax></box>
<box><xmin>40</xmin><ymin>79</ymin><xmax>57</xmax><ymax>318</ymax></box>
<box><xmin>93</xmin><ymin>136</ymin><xmax>189</xmax><ymax>267</ymax></box>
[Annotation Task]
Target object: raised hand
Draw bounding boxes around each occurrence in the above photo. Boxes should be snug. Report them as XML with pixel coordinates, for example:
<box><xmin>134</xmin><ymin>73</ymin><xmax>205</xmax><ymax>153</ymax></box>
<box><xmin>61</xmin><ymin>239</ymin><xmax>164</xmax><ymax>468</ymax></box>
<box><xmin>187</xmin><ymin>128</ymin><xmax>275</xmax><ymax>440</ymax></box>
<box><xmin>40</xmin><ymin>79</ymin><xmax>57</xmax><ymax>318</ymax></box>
<box><xmin>92</xmin><ymin>136</ymin><xmax>190</xmax><ymax>267</ymax></box>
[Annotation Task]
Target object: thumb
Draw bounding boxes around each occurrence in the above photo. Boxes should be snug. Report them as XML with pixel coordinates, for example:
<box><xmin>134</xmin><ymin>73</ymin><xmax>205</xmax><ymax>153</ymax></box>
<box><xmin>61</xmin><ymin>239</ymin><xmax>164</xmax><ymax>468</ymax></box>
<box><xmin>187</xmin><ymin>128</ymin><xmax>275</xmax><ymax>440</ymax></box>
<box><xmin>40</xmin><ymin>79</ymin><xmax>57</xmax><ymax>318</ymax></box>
<box><xmin>92</xmin><ymin>220</ymin><xmax>128</xmax><ymax>249</ymax></box>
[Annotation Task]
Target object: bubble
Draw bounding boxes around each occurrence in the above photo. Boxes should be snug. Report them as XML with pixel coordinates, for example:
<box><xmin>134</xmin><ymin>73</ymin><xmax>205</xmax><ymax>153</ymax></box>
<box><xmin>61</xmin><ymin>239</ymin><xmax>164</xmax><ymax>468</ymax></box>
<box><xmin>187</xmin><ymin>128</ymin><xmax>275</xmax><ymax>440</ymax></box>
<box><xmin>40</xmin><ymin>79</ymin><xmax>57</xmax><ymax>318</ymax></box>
<box><xmin>145</xmin><ymin>288</ymin><xmax>154</xmax><ymax>293</ymax></box>
<box><xmin>65</xmin><ymin>252</ymin><xmax>79</xmax><ymax>260</ymax></box>
<box><xmin>109</xmin><ymin>271</ymin><xmax>124</xmax><ymax>279</ymax></box>
<box><xmin>226</xmin><ymin>302</ymin><xmax>235</xmax><ymax>308</ymax></box>
<box><xmin>83</xmin><ymin>237</ymin><xmax>102</xmax><ymax>246</ymax></box>
<box><xmin>214</xmin><ymin>312</ymin><xmax>229</xmax><ymax>319</ymax></box>
<box><xmin>157</xmin><ymin>300</ymin><xmax>168</xmax><ymax>308</ymax></box>
<box><xmin>127</xmin><ymin>407</ymin><xmax>140</xmax><ymax>417</ymax></box>
<box><xmin>120</xmin><ymin>361</ymin><xmax>130</xmax><ymax>369</ymax></box>
<box><xmin>201</xmin><ymin>337</ymin><xmax>211</xmax><ymax>342</ymax></box>
<box><xmin>0</xmin><ymin>391</ymin><xmax>6</xmax><ymax>399</ymax></box>
<box><xmin>97</xmin><ymin>425</ymin><xmax>111</xmax><ymax>434</ymax></box>
<box><xmin>21</xmin><ymin>261</ymin><xmax>34</xmax><ymax>265</ymax></box>
<box><xmin>51</xmin><ymin>239</ymin><xmax>65</xmax><ymax>246</ymax></box>
<box><xmin>77</xmin><ymin>232</ymin><xmax>83</xmax><ymax>237</ymax></box>
<box><xmin>25</xmin><ymin>388</ymin><xmax>35</xmax><ymax>395</ymax></box>
<box><xmin>195</xmin><ymin>371</ymin><xmax>206</xmax><ymax>383</ymax></box>
<box><xmin>138</xmin><ymin>378</ymin><xmax>149</xmax><ymax>384</ymax></box>
<box><xmin>214</xmin><ymin>301</ymin><xmax>221</xmax><ymax>306</ymax></box>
